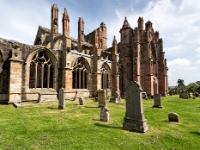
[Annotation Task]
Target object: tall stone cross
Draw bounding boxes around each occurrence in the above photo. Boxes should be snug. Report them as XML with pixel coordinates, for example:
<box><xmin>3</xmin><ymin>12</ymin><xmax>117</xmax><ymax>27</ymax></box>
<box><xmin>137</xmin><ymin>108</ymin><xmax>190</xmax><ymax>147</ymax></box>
<box><xmin>123</xmin><ymin>81</ymin><xmax>148</xmax><ymax>133</ymax></box>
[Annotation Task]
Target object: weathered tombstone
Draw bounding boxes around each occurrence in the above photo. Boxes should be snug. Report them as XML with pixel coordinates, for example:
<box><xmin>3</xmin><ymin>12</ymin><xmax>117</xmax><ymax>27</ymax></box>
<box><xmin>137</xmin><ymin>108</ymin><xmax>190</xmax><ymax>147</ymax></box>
<box><xmin>153</xmin><ymin>94</ymin><xmax>163</xmax><ymax>108</ymax></box>
<box><xmin>181</xmin><ymin>91</ymin><xmax>189</xmax><ymax>99</ymax></box>
<box><xmin>100</xmin><ymin>107</ymin><xmax>109</xmax><ymax>122</ymax></box>
<box><xmin>97</xmin><ymin>89</ymin><xmax>106</xmax><ymax>107</ymax></box>
<box><xmin>168</xmin><ymin>112</ymin><xmax>179</xmax><ymax>122</ymax></box>
<box><xmin>123</xmin><ymin>81</ymin><xmax>148</xmax><ymax>133</ymax></box>
<box><xmin>109</xmin><ymin>91</ymin><xmax>120</xmax><ymax>103</ymax></box>
<box><xmin>141</xmin><ymin>92</ymin><xmax>148</xmax><ymax>100</ymax></box>
<box><xmin>58</xmin><ymin>88</ymin><xmax>65</xmax><ymax>109</ymax></box>
<box><xmin>79</xmin><ymin>97</ymin><xmax>84</xmax><ymax>105</ymax></box>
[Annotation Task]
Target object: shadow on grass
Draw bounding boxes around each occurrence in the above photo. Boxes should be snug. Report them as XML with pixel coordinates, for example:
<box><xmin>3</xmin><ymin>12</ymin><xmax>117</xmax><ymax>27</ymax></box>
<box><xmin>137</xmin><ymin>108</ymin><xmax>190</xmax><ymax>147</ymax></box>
<box><xmin>47</xmin><ymin>106</ymin><xmax>58</xmax><ymax>110</ymax></box>
<box><xmin>190</xmin><ymin>131</ymin><xmax>200</xmax><ymax>136</ymax></box>
<box><xmin>94</xmin><ymin>123</ymin><xmax>123</xmax><ymax>130</ymax></box>
<box><xmin>85</xmin><ymin>106</ymin><xmax>99</xmax><ymax>108</ymax></box>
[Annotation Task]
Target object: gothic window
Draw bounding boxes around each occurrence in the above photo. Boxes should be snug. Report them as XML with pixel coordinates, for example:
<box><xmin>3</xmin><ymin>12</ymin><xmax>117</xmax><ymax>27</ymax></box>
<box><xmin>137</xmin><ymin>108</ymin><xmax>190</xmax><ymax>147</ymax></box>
<box><xmin>72</xmin><ymin>58</ymin><xmax>87</xmax><ymax>89</ymax></box>
<box><xmin>101</xmin><ymin>64</ymin><xmax>109</xmax><ymax>89</ymax></box>
<box><xmin>29</xmin><ymin>51</ymin><xmax>54</xmax><ymax>88</ymax></box>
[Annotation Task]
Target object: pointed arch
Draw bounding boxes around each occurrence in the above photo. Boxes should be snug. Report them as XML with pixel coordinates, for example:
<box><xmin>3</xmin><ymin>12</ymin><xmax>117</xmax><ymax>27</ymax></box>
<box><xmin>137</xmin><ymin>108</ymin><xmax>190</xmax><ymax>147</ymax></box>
<box><xmin>71</xmin><ymin>57</ymin><xmax>91</xmax><ymax>73</ymax></box>
<box><xmin>100</xmin><ymin>62</ymin><xmax>111</xmax><ymax>89</ymax></box>
<box><xmin>72</xmin><ymin>57</ymin><xmax>91</xmax><ymax>89</ymax></box>
<box><xmin>25</xmin><ymin>47</ymin><xmax>58</xmax><ymax>91</ymax></box>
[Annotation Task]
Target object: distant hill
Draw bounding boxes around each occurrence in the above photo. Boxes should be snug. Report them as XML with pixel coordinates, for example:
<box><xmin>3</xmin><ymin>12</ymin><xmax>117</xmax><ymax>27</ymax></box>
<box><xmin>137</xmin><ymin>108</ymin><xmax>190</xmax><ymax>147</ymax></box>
<box><xmin>168</xmin><ymin>86</ymin><xmax>176</xmax><ymax>89</ymax></box>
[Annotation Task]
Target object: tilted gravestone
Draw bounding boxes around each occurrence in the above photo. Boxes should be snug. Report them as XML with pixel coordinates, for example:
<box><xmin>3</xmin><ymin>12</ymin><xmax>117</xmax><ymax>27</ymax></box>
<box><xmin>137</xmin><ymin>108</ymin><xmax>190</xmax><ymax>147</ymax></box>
<box><xmin>153</xmin><ymin>94</ymin><xmax>163</xmax><ymax>108</ymax></box>
<box><xmin>97</xmin><ymin>89</ymin><xmax>106</xmax><ymax>107</ymax></box>
<box><xmin>100</xmin><ymin>107</ymin><xmax>109</xmax><ymax>122</ymax></box>
<box><xmin>58</xmin><ymin>88</ymin><xmax>65</xmax><ymax>109</ymax></box>
<box><xmin>168</xmin><ymin>112</ymin><xmax>179</xmax><ymax>122</ymax></box>
<box><xmin>79</xmin><ymin>97</ymin><xmax>84</xmax><ymax>105</ymax></box>
<box><xmin>123</xmin><ymin>81</ymin><xmax>148</xmax><ymax>133</ymax></box>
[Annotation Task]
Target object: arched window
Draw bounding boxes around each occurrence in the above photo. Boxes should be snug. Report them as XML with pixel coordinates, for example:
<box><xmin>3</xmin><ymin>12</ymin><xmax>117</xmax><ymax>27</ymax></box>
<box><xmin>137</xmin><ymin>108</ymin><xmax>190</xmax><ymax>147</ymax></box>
<box><xmin>72</xmin><ymin>58</ymin><xmax>87</xmax><ymax>89</ymax></box>
<box><xmin>101</xmin><ymin>64</ymin><xmax>109</xmax><ymax>89</ymax></box>
<box><xmin>29</xmin><ymin>51</ymin><xmax>54</xmax><ymax>88</ymax></box>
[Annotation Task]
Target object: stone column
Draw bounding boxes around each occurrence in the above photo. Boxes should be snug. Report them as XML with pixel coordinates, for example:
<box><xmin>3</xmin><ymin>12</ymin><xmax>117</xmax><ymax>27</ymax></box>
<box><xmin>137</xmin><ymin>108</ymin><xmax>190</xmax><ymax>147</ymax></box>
<box><xmin>47</xmin><ymin>65</ymin><xmax>50</xmax><ymax>88</ymax></box>
<box><xmin>75</xmin><ymin>69</ymin><xmax>78</xmax><ymax>88</ymax></box>
<box><xmin>63</xmin><ymin>67</ymin><xmax>72</xmax><ymax>91</ymax></box>
<box><xmin>9</xmin><ymin>44</ymin><xmax>23</xmax><ymax>103</ymax></box>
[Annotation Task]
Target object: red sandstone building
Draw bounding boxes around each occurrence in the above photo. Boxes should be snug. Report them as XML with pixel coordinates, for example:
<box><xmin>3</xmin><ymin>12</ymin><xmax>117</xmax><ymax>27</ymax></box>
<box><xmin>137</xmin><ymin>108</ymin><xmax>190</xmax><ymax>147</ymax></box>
<box><xmin>0</xmin><ymin>4</ymin><xmax>168</xmax><ymax>103</ymax></box>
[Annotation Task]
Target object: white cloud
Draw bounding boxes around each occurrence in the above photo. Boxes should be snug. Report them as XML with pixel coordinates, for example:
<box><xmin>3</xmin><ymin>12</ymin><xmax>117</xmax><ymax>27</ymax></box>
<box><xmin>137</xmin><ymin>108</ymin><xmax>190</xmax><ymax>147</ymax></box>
<box><xmin>168</xmin><ymin>58</ymin><xmax>191</xmax><ymax>68</ymax></box>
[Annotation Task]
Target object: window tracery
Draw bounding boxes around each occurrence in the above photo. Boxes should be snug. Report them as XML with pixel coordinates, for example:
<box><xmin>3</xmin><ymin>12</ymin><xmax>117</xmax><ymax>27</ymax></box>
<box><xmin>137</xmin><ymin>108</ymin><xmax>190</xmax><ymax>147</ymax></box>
<box><xmin>29</xmin><ymin>51</ymin><xmax>54</xmax><ymax>88</ymax></box>
<box><xmin>100</xmin><ymin>64</ymin><xmax>109</xmax><ymax>89</ymax></box>
<box><xmin>72</xmin><ymin>58</ymin><xmax>87</xmax><ymax>89</ymax></box>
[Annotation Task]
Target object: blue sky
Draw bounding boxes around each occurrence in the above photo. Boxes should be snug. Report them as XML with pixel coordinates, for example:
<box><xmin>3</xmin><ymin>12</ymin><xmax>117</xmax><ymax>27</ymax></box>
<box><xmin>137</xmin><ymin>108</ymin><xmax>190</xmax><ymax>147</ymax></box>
<box><xmin>0</xmin><ymin>0</ymin><xmax>200</xmax><ymax>86</ymax></box>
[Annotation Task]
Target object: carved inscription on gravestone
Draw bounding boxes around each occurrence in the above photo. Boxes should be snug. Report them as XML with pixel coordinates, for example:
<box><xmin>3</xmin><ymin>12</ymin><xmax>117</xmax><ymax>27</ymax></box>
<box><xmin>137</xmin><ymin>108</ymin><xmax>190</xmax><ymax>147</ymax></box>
<box><xmin>123</xmin><ymin>81</ymin><xmax>148</xmax><ymax>133</ymax></box>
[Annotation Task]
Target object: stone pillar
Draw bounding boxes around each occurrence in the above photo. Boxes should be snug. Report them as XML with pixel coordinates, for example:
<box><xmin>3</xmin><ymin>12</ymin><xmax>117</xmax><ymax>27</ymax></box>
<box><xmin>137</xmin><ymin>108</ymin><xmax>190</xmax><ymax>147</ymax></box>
<box><xmin>9</xmin><ymin>44</ymin><xmax>23</xmax><ymax>103</ymax></box>
<box><xmin>93</xmin><ymin>72</ymin><xmax>101</xmax><ymax>96</ymax></box>
<box><xmin>63</xmin><ymin>67</ymin><xmax>72</xmax><ymax>91</ymax></box>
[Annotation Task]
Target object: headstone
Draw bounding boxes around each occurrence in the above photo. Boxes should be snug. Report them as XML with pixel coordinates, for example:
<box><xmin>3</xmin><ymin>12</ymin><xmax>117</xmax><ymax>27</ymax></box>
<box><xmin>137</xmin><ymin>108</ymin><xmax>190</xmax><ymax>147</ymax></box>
<box><xmin>100</xmin><ymin>107</ymin><xmax>109</xmax><ymax>122</ymax></box>
<box><xmin>123</xmin><ymin>81</ymin><xmax>148</xmax><ymax>133</ymax></box>
<box><xmin>58</xmin><ymin>88</ymin><xmax>65</xmax><ymax>109</ymax></box>
<box><xmin>181</xmin><ymin>92</ymin><xmax>189</xmax><ymax>99</ymax></box>
<box><xmin>168</xmin><ymin>112</ymin><xmax>179</xmax><ymax>122</ymax></box>
<box><xmin>192</xmin><ymin>96</ymin><xmax>196</xmax><ymax>99</ymax></box>
<box><xmin>109</xmin><ymin>91</ymin><xmax>121</xmax><ymax>103</ymax></box>
<box><xmin>153</xmin><ymin>94</ymin><xmax>163</xmax><ymax>108</ymax></box>
<box><xmin>142</xmin><ymin>92</ymin><xmax>148</xmax><ymax>100</ymax></box>
<box><xmin>79</xmin><ymin>97</ymin><xmax>84</xmax><ymax>105</ymax></box>
<box><xmin>97</xmin><ymin>89</ymin><xmax>106</xmax><ymax>107</ymax></box>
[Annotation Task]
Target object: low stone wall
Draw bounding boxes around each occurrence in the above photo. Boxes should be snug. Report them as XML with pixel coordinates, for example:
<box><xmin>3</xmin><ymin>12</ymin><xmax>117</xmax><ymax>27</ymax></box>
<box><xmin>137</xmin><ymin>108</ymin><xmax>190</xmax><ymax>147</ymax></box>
<box><xmin>64</xmin><ymin>89</ymin><xmax>91</xmax><ymax>100</ymax></box>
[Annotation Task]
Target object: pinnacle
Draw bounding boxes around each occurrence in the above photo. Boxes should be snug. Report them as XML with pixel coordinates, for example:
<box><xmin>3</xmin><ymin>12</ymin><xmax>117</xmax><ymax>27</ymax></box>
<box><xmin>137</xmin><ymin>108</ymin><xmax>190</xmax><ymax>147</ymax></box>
<box><xmin>122</xmin><ymin>17</ymin><xmax>130</xmax><ymax>28</ymax></box>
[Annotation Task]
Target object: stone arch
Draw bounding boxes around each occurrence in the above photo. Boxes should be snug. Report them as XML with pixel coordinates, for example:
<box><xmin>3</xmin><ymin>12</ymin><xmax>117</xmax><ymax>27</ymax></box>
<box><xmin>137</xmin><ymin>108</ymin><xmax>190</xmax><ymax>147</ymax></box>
<box><xmin>71</xmin><ymin>57</ymin><xmax>91</xmax><ymax>73</ymax></box>
<box><xmin>25</xmin><ymin>47</ymin><xmax>58</xmax><ymax>92</ymax></box>
<box><xmin>71</xmin><ymin>57</ymin><xmax>91</xmax><ymax>89</ymax></box>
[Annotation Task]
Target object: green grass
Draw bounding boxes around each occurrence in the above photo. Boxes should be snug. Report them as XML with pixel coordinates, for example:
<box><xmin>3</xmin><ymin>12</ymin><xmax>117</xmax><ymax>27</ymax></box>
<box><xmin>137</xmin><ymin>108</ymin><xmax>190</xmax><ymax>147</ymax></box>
<box><xmin>0</xmin><ymin>95</ymin><xmax>200</xmax><ymax>150</ymax></box>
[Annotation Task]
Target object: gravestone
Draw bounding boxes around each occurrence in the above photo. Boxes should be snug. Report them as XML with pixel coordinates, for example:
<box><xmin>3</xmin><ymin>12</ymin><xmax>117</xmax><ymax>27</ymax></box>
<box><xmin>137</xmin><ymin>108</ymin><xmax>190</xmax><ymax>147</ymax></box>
<box><xmin>181</xmin><ymin>91</ymin><xmax>189</xmax><ymax>99</ymax></box>
<box><xmin>153</xmin><ymin>94</ymin><xmax>163</xmax><ymax>108</ymax></box>
<box><xmin>97</xmin><ymin>89</ymin><xmax>106</xmax><ymax>107</ymax></box>
<box><xmin>168</xmin><ymin>112</ymin><xmax>179</xmax><ymax>122</ymax></box>
<box><xmin>100</xmin><ymin>107</ymin><xmax>109</xmax><ymax>122</ymax></box>
<box><xmin>123</xmin><ymin>81</ymin><xmax>148</xmax><ymax>133</ymax></box>
<box><xmin>79</xmin><ymin>97</ymin><xmax>84</xmax><ymax>105</ymax></box>
<box><xmin>58</xmin><ymin>88</ymin><xmax>65</xmax><ymax>109</ymax></box>
<box><xmin>109</xmin><ymin>91</ymin><xmax>120</xmax><ymax>103</ymax></box>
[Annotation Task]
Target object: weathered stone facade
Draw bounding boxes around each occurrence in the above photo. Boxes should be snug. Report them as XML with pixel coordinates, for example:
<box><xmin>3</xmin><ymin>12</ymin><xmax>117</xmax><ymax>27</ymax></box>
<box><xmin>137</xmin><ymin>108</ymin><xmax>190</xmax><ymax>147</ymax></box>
<box><xmin>0</xmin><ymin>4</ymin><xmax>168</xmax><ymax>103</ymax></box>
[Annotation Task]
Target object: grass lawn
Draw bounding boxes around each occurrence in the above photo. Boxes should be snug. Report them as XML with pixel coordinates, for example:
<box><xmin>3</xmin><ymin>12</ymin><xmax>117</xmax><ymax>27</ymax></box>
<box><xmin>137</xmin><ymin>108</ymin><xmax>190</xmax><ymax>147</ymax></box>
<box><xmin>0</xmin><ymin>95</ymin><xmax>200</xmax><ymax>150</ymax></box>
